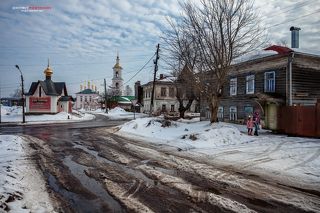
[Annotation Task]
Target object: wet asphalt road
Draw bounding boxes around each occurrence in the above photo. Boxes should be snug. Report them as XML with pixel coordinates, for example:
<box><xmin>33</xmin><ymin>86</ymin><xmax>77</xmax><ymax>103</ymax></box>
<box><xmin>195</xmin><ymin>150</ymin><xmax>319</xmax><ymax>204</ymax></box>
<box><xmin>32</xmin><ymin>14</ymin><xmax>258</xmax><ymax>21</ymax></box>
<box><xmin>1</xmin><ymin>115</ymin><xmax>320</xmax><ymax>213</ymax></box>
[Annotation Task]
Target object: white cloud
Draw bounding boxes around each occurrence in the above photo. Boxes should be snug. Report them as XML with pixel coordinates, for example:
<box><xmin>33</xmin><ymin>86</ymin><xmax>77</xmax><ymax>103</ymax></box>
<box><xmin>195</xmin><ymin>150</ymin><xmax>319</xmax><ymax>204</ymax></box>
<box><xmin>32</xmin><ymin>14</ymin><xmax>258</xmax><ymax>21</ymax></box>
<box><xmin>0</xmin><ymin>0</ymin><xmax>319</xmax><ymax>97</ymax></box>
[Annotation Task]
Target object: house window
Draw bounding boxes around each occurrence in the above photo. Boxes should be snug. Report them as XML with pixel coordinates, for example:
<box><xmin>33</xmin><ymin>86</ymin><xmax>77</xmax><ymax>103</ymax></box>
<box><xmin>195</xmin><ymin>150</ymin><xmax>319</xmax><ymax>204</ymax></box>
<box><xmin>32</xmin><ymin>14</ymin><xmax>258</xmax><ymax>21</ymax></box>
<box><xmin>230</xmin><ymin>78</ymin><xmax>237</xmax><ymax>96</ymax></box>
<box><xmin>171</xmin><ymin>105</ymin><xmax>175</xmax><ymax>112</ymax></box>
<box><xmin>246</xmin><ymin>75</ymin><xmax>255</xmax><ymax>94</ymax></box>
<box><xmin>169</xmin><ymin>88</ymin><xmax>175</xmax><ymax>97</ymax></box>
<box><xmin>218</xmin><ymin>106</ymin><xmax>224</xmax><ymax>120</ymax></box>
<box><xmin>162</xmin><ymin>104</ymin><xmax>166</xmax><ymax>112</ymax></box>
<box><xmin>264</xmin><ymin>71</ymin><xmax>275</xmax><ymax>92</ymax></box>
<box><xmin>229</xmin><ymin>106</ymin><xmax>237</xmax><ymax>121</ymax></box>
<box><xmin>244</xmin><ymin>106</ymin><xmax>253</xmax><ymax>117</ymax></box>
<box><xmin>89</xmin><ymin>96</ymin><xmax>92</xmax><ymax>102</ymax></box>
<box><xmin>84</xmin><ymin>96</ymin><xmax>87</xmax><ymax>102</ymax></box>
<box><xmin>161</xmin><ymin>87</ymin><xmax>166</xmax><ymax>97</ymax></box>
<box><xmin>116</xmin><ymin>72</ymin><xmax>119</xmax><ymax>78</ymax></box>
<box><xmin>80</xmin><ymin>96</ymin><xmax>83</xmax><ymax>102</ymax></box>
<box><xmin>39</xmin><ymin>86</ymin><xmax>42</xmax><ymax>97</ymax></box>
<box><xmin>116</xmin><ymin>82</ymin><xmax>119</xmax><ymax>89</ymax></box>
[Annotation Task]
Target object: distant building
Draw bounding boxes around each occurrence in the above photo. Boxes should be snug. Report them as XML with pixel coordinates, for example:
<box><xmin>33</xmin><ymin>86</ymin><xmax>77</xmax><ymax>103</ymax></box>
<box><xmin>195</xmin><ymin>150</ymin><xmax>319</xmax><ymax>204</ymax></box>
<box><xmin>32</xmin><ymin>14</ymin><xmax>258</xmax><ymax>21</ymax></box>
<box><xmin>0</xmin><ymin>97</ymin><xmax>22</xmax><ymax>107</ymax></box>
<box><xmin>75</xmin><ymin>82</ymin><xmax>100</xmax><ymax>110</ymax></box>
<box><xmin>25</xmin><ymin>61</ymin><xmax>74</xmax><ymax>114</ymax></box>
<box><xmin>141</xmin><ymin>74</ymin><xmax>198</xmax><ymax>115</ymax></box>
<box><xmin>124</xmin><ymin>85</ymin><xmax>133</xmax><ymax>96</ymax></box>
<box><xmin>110</xmin><ymin>53</ymin><xmax>124</xmax><ymax>96</ymax></box>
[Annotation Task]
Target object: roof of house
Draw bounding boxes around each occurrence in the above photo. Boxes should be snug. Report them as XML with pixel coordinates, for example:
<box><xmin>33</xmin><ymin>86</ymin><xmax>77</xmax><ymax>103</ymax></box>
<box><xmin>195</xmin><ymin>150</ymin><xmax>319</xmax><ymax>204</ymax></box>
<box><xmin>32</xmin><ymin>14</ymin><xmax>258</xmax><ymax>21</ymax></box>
<box><xmin>76</xmin><ymin>88</ymin><xmax>98</xmax><ymax>94</ymax></box>
<box><xmin>233</xmin><ymin>45</ymin><xmax>320</xmax><ymax>65</ymax></box>
<box><xmin>25</xmin><ymin>80</ymin><xmax>67</xmax><ymax>96</ymax></box>
<box><xmin>141</xmin><ymin>76</ymin><xmax>177</xmax><ymax>87</ymax></box>
<box><xmin>58</xmin><ymin>96</ymin><xmax>75</xmax><ymax>102</ymax></box>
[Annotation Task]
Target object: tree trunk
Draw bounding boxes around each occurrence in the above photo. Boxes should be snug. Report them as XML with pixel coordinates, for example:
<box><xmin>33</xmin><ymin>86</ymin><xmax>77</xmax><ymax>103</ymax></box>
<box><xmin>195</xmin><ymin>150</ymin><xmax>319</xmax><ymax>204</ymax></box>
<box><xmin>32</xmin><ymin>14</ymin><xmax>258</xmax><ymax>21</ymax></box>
<box><xmin>178</xmin><ymin>99</ymin><xmax>193</xmax><ymax>118</ymax></box>
<box><xmin>179</xmin><ymin>109</ymin><xmax>186</xmax><ymax>118</ymax></box>
<box><xmin>210</xmin><ymin>95</ymin><xmax>220</xmax><ymax>123</ymax></box>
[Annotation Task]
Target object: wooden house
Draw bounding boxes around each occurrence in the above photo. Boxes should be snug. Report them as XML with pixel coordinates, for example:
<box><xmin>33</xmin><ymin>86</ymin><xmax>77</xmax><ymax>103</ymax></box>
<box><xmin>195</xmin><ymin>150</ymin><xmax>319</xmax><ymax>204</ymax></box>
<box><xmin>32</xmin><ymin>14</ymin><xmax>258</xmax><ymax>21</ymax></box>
<box><xmin>215</xmin><ymin>45</ymin><xmax>320</xmax><ymax>130</ymax></box>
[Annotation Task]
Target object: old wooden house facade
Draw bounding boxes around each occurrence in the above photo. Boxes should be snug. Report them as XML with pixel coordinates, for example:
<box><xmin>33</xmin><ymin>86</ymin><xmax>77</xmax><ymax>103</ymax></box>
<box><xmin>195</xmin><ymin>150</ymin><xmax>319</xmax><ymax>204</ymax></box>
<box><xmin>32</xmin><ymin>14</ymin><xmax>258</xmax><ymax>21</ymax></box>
<box><xmin>216</xmin><ymin>45</ymin><xmax>320</xmax><ymax>130</ymax></box>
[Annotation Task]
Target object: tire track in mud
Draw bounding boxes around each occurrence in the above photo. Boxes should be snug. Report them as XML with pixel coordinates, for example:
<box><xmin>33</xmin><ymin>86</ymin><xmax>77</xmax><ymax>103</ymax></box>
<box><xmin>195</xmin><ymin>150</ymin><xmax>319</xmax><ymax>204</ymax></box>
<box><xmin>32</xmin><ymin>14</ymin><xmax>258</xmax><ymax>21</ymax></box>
<box><xmin>89</xmin><ymin>129</ymin><xmax>320</xmax><ymax>212</ymax></box>
<box><xmin>24</xmin><ymin>123</ymin><xmax>320</xmax><ymax>213</ymax></box>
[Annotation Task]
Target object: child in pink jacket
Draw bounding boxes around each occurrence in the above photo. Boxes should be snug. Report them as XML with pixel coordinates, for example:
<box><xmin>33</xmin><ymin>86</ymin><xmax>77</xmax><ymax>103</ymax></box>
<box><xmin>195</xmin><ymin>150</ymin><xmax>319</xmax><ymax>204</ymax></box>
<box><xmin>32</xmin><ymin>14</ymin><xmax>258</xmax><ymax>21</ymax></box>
<box><xmin>247</xmin><ymin>116</ymin><xmax>254</xmax><ymax>135</ymax></box>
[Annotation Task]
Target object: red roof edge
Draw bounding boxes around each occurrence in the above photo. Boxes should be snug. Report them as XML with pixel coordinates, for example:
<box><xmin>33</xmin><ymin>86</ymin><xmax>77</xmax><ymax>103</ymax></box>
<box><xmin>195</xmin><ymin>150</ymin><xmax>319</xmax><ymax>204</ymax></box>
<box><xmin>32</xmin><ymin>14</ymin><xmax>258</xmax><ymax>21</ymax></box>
<box><xmin>264</xmin><ymin>45</ymin><xmax>293</xmax><ymax>54</ymax></box>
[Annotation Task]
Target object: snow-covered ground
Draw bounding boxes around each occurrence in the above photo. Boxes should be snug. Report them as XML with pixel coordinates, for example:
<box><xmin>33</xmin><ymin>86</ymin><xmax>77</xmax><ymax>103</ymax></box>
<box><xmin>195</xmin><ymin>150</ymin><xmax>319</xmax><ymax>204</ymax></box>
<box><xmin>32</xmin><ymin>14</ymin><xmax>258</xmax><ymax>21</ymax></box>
<box><xmin>117</xmin><ymin>117</ymin><xmax>320</xmax><ymax>189</ymax></box>
<box><xmin>92</xmin><ymin>107</ymin><xmax>148</xmax><ymax>120</ymax></box>
<box><xmin>0</xmin><ymin>105</ymin><xmax>94</xmax><ymax>124</ymax></box>
<box><xmin>0</xmin><ymin>135</ymin><xmax>56</xmax><ymax>212</ymax></box>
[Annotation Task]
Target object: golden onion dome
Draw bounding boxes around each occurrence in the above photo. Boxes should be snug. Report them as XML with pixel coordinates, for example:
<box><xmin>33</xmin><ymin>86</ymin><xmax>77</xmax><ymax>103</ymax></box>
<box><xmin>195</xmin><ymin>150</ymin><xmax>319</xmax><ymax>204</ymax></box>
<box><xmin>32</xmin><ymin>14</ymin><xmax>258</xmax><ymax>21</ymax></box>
<box><xmin>113</xmin><ymin>53</ymin><xmax>122</xmax><ymax>69</ymax></box>
<box><xmin>44</xmin><ymin>59</ymin><xmax>53</xmax><ymax>77</ymax></box>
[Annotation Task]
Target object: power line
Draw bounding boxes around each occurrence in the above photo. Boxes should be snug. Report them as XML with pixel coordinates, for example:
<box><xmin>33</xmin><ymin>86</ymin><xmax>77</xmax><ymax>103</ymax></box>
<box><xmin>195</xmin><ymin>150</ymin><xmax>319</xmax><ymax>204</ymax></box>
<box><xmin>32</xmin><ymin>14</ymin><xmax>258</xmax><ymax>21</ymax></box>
<box><xmin>260</xmin><ymin>0</ymin><xmax>316</xmax><ymax>21</ymax></box>
<box><xmin>266</xmin><ymin>9</ymin><xmax>320</xmax><ymax>29</ymax></box>
<box><xmin>122</xmin><ymin>53</ymin><xmax>156</xmax><ymax>85</ymax></box>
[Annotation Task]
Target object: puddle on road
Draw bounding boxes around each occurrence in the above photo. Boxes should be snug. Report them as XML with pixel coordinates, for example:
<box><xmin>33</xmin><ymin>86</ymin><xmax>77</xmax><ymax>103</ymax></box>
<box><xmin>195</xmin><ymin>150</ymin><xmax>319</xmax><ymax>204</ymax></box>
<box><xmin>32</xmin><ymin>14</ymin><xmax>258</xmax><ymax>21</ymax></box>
<box><xmin>47</xmin><ymin>172</ymin><xmax>108</xmax><ymax>213</ymax></box>
<box><xmin>61</xmin><ymin>156</ymin><xmax>125</xmax><ymax>213</ymax></box>
<box><xmin>73</xmin><ymin>144</ymin><xmax>180</xmax><ymax>194</ymax></box>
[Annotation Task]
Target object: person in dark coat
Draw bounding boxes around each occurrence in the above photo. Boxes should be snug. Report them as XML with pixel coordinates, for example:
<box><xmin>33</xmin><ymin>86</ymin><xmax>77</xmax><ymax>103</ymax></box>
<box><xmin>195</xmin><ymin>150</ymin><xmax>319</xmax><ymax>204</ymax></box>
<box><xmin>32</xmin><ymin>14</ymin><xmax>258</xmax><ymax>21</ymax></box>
<box><xmin>253</xmin><ymin>112</ymin><xmax>261</xmax><ymax>136</ymax></box>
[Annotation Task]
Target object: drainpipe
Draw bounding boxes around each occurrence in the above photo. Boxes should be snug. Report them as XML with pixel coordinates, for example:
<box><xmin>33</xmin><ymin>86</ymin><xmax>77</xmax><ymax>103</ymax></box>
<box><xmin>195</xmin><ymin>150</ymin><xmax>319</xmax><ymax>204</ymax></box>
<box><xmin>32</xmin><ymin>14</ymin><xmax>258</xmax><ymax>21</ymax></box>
<box><xmin>288</xmin><ymin>52</ymin><xmax>295</xmax><ymax>106</ymax></box>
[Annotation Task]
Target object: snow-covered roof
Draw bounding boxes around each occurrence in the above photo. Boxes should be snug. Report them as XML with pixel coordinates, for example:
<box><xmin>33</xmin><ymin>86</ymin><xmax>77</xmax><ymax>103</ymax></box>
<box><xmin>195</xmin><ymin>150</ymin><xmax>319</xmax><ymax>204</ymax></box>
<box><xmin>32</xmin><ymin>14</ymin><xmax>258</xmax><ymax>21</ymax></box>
<box><xmin>232</xmin><ymin>50</ymin><xmax>278</xmax><ymax>65</ymax></box>
<box><xmin>158</xmin><ymin>76</ymin><xmax>177</xmax><ymax>82</ymax></box>
<box><xmin>291</xmin><ymin>48</ymin><xmax>320</xmax><ymax>57</ymax></box>
<box><xmin>232</xmin><ymin>45</ymin><xmax>320</xmax><ymax>65</ymax></box>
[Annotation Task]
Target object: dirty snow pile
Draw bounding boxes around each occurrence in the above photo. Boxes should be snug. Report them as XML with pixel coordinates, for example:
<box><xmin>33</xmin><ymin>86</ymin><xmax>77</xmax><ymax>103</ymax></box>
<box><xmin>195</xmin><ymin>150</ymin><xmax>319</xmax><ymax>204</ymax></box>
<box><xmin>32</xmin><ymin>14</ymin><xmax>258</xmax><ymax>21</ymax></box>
<box><xmin>0</xmin><ymin>135</ymin><xmax>56</xmax><ymax>212</ymax></box>
<box><xmin>119</xmin><ymin>117</ymin><xmax>251</xmax><ymax>149</ymax></box>
<box><xmin>95</xmin><ymin>107</ymin><xmax>147</xmax><ymax>120</ymax></box>
<box><xmin>0</xmin><ymin>105</ymin><xmax>94</xmax><ymax>123</ymax></box>
<box><xmin>118</xmin><ymin>117</ymin><xmax>320</xmax><ymax>189</ymax></box>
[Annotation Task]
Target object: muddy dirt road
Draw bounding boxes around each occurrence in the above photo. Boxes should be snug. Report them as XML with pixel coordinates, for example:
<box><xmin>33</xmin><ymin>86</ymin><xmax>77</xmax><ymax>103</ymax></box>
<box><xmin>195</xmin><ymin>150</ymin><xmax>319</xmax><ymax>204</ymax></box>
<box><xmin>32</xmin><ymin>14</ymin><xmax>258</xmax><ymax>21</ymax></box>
<box><xmin>1</xmin><ymin>115</ymin><xmax>319</xmax><ymax>212</ymax></box>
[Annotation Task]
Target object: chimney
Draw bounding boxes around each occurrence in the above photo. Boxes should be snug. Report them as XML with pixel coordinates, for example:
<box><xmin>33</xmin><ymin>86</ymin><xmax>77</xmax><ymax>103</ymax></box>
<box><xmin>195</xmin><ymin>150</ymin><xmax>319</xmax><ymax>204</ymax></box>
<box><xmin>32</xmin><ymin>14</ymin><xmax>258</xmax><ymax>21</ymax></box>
<box><xmin>290</xmin><ymin>26</ymin><xmax>301</xmax><ymax>48</ymax></box>
<box><xmin>134</xmin><ymin>81</ymin><xmax>141</xmax><ymax>99</ymax></box>
<box><xmin>159</xmin><ymin>74</ymin><xmax>164</xmax><ymax>80</ymax></box>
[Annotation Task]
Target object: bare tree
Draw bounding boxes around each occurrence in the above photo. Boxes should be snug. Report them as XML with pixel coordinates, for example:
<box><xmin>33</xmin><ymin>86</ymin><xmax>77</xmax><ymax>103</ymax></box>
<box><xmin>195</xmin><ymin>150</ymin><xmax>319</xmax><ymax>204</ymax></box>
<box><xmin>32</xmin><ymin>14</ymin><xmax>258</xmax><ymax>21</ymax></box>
<box><xmin>10</xmin><ymin>88</ymin><xmax>22</xmax><ymax>98</ymax></box>
<box><xmin>162</xmin><ymin>15</ymin><xmax>201</xmax><ymax>118</ymax></box>
<box><xmin>163</xmin><ymin>0</ymin><xmax>266</xmax><ymax>123</ymax></box>
<box><xmin>175</xmin><ymin>66</ymin><xmax>199</xmax><ymax>118</ymax></box>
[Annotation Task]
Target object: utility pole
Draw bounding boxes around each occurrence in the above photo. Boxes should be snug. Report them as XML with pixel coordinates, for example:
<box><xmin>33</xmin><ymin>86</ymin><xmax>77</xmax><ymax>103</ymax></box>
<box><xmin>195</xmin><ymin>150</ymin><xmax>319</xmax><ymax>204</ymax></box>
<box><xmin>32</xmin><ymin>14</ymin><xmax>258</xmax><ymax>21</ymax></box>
<box><xmin>104</xmin><ymin>78</ymin><xmax>108</xmax><ymax>113</ymax></box>
<box><xmin>150</xmin><ymin>43</ymin><xmax>160</xmax><ymax>115</ymax></box>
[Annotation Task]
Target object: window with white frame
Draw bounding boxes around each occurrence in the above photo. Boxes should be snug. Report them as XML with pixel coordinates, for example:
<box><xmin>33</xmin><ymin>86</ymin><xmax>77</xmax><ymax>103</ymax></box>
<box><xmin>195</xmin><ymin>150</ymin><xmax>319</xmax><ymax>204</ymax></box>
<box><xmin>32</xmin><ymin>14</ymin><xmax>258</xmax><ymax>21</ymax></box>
<box><xmin>217</xmin><ymin>106</ymin><xmax>224</xmax><ymax>120</ymax></box>
<box><xmin>230</xmin><ymin>78</ymin><xmax>237</xmax><ymax>96</ymax></box>
<box><xmin>264</xmin><ymin>71</ymin><xmax>275</xmax><ymax>92</ymax></box>
<box><xmin>246</xmin><ymin>75</ymin><xmax>255</xmax><ymax>94</ymax></box>
<box><xmin>229</xmin><ymin>106</ymin><xmax>237</xmax><ymax>121</ymax></box>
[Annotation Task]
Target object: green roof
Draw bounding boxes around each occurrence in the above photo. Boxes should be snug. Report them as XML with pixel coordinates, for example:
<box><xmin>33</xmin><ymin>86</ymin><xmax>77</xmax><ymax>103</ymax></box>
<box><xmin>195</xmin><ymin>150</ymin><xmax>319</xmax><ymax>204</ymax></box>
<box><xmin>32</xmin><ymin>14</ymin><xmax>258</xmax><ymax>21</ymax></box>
<box><xmin>109</xmin><ymin>96</ymin><xmax>135</xmax><ymax>102</ymax></box>
<box><xmin>77</xmin><ymin>89</ymin><xmax>98</xmax><ymax>94</ymax></box>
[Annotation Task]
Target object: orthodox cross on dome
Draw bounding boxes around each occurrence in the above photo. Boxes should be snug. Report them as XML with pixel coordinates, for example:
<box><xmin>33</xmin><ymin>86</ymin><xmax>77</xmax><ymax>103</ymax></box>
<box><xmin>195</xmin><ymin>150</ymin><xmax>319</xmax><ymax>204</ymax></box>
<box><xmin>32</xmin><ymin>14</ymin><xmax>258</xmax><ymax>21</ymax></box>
<box><xmin>44</xmin><ymin>58</ymin><xmax>53</xmax><ymax>79</ymax></box>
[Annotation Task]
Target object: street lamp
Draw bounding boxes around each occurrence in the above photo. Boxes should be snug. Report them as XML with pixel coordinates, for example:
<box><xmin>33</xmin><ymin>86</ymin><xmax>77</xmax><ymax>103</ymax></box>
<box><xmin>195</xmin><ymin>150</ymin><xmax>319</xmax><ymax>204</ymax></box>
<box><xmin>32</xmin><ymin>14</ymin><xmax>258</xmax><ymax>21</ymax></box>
<box><xmin>15</xmin><ymin>65</ymin><xmax>26</xmax><ymax>123</ymax></box>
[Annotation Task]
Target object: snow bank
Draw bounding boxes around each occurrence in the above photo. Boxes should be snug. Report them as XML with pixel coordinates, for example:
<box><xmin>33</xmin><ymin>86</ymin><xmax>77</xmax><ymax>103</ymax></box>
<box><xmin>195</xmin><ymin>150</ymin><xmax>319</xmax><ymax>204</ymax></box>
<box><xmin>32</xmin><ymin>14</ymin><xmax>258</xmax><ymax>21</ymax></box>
<box><xmin>118</xmin><ymin>117</ymin><xmax>320</xmax><ymax>190</ymax></box>
<box><xmin>0</xmin><ymin>135</ymin><xmax>56</xmax><ymax>212</ymax></box>
<box><xmin>95</xmin><ymin>107</ymin><xmax>148</xmax><ymax>120</ymax></box>
<box><xmin>0</xmin><ymin>106</ymin><xmax>94</xmax><ymax>123</ymax></box>
<box><xmin>119</xmin><ymin>117</ymin><xmax>251</xmax><ymax>149</ymax></box>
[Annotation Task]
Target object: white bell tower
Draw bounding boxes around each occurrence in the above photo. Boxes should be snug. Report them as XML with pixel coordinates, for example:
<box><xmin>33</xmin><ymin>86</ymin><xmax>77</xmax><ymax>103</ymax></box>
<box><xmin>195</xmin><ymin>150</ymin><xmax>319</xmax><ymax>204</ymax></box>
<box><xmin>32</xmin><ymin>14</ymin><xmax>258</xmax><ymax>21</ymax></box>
<box><xmin>111</xmin><ymin>52</ymin><xmax>123</xmax><ymax>96</ymax></box>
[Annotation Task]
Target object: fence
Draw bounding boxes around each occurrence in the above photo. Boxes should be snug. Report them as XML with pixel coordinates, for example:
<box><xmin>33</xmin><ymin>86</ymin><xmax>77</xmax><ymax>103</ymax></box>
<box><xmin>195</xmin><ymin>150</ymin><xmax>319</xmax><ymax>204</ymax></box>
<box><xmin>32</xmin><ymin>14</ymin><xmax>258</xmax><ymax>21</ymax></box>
<box><xmin>278</xmin><ymin>102</ymin><xmax>320</xmax><ymax>137</ymax></box>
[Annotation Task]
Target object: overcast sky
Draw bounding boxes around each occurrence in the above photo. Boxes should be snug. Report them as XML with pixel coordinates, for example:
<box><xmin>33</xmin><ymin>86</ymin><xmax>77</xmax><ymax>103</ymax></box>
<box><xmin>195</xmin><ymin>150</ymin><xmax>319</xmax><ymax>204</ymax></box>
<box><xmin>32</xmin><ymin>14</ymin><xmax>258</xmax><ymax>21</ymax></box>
<box><xmin>0</xmin><ymin>0</ymin><xmax>319</xmax><ymax>97</ymax></box>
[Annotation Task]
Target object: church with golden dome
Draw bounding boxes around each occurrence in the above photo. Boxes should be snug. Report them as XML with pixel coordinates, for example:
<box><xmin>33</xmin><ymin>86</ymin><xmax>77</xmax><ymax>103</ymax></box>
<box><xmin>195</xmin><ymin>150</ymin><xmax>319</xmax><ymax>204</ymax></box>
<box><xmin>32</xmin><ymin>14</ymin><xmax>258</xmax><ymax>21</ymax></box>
<box><xmin>110</xmin><ymin>53</ymin><xmax>124</xmax><ymax>96</ymax></box>
<box><xmin>25</xmin><ymin>60</ymin><xmax>74</xmax><ymax>114</ymax></box>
